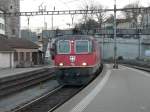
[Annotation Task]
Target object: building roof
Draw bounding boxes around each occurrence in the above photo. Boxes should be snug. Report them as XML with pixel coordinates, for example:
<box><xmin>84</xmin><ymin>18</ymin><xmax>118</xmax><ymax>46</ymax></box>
<box><xmin>0</xmin><ymin>37</ymin><xmax>39</xmax><ymax>52</ymax></box>
<box><xmin>105</xmin><ymin>18</ymin><xmax>131</xmax><ymax>24</ymax></box>
<box><xmin>0</xmin><ymin>38</ymin><xmax>14</xmax><ymax>51</ymax></box>
<box><xmin>7</xmin><ymin>38</ymin><xmax>39</xmax><ymax>49</ymax></box>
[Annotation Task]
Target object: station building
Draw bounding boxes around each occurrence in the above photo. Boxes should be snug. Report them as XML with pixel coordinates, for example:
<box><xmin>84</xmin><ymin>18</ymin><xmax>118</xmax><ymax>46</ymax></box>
<box><xmin>0</xmin><ymin>1</ymin><xmax>44</xmax><ymax>68</ymax></box>
<box><xmin>0</xmin><ymin>37</ymin><xmax>41</xmax><ymax>68</ymax></box>
<box><xmin>0</xmin><ymin>14</ymin><xmax>43</xmax><ymax>69</ymax></box>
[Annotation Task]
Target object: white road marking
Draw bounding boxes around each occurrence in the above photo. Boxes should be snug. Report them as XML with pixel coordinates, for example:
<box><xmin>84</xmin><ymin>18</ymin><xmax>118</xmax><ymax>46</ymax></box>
<box><xmin>122</xmin><ymin>65</ymin><xmax>150</xmax><ymax>77</ymax></box>
<box><xmin>70</xmin><ymin>69</ymin><xmax>111</xmax><ymax>112</ymax></box>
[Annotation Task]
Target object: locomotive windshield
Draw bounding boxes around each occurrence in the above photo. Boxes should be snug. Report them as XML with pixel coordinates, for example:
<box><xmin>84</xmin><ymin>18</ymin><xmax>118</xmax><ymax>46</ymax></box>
<box><xmin>75</xmin><ymin>40</ymin><xmax>92</xmax><ymax>53</ymax></box>
<box><xmin>57</xmin><ymin>40</ymin><xmax>70</xmax><ymax>54</ymax></box>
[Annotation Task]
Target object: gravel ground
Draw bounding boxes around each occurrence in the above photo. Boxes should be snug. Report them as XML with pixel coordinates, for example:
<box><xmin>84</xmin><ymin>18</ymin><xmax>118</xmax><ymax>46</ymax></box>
<box><xmin>16</xmin><ymin>86</ymin><xmax>82</xmax><ymax>112</ymax></box>
<box><xmin>0</xmin><ymin>80</ymin><xmax>59</xmax><ymax>112</ymax></box>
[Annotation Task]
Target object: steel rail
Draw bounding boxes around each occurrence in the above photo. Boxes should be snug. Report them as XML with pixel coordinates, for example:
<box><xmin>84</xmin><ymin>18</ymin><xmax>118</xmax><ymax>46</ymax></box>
<box><xmin>47</xmin><ymin>86</ymin><xmax>86</xmax><ymax>112</ymax></box>
<box><xmin>11</xmin><ymin>85</ymin><xmax>64</xmax><ymax>112</ymax></box>
<box><xmin>126</xmin><ymin>65</ymin><xmax>150</xmax><ymax>72</ymax></box>
<box><xmin>0</xmin><ymin>68</ymin><xmax>55</xmax><ymax>97</ymax></box>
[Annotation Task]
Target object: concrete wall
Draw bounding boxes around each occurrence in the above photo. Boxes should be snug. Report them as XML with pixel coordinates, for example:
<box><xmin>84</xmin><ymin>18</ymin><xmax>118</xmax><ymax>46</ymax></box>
<box><xmin>0</xmin><ymin>52</ymin><xmax>14</xmax><ymax>68</ymax></box>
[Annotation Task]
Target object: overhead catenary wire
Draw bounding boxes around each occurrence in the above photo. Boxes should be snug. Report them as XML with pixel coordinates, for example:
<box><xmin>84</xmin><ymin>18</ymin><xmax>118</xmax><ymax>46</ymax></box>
<box><xmin>1</xmin><ymin>7</ymin><xmax>150</xmax><ymax>17</ymax></box>
<box><xmin>59</xmin><ymin>0</ymin><xmax>76</xmax><ymax>27</ymax></box>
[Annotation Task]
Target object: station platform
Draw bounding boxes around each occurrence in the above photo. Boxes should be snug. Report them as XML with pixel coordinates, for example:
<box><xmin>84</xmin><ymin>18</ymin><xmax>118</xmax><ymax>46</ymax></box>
<box><xmin>54</xmin><ymin>64</ymin><xmax>150</xmax><ymax>112</ymax></box>
<box><xmin>0</xmin><ymin>66</ymin><xmax>52</xmax><ymax>79</ymax></box>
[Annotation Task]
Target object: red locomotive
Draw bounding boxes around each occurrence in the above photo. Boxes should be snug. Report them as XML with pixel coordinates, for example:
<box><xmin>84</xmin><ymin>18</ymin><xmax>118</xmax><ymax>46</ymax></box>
<box><xmin>50</xmin><ymin>35</ymin><xmax>102</xmax><ymax>85</ymax></box>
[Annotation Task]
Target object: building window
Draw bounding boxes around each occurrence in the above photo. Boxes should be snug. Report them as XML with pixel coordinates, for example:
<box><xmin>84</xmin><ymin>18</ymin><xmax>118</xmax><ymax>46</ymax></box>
<box><xmin>12</xmin><ymin>29</ymin><xmax>15</xmax><ymax>35</ymax></box>
<box><xmin>10</xmin><ymin>5</ymin><xmax>13</xmax><ymax>9</ymax></box>
<box><xmin>14</xmin><ymin>52</ymin><xmax>18</xmax><ymax>61</ymax></box>
<box><xmin>26</xmin><ymin>52</ymin><xmax>30</xmax><ymax>61</ymax></box>
<box><xmin>0</xmin><ymin>24</ymin><xmax>5</xmax><ymax>30</ymax></box>
<box><xmin>20</xmin><ymin>52</ymin><xmax>24</xmax><ymax>61</ymax></box>
<box><xmin>2</xmin><ymin>24</ymin><xmax>5</xmax><ymax>30</ymax></box>
<box><xmin>0</xmin><ymin>23</ymin><xmax>2</xmax><ymax>29</ymax></box>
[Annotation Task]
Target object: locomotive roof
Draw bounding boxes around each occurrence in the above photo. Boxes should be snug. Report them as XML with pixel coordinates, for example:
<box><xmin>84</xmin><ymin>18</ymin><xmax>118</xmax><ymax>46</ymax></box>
<box><xmin>55</xmin><ymin>35</ymin><xmax>94</xmax><ymax>41</ymax></box>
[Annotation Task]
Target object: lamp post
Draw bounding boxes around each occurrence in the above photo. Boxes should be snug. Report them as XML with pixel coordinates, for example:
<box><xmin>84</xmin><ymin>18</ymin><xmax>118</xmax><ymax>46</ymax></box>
<box><xmin>138</xmin><ymin>29</ymin><xmax>141</xmax><ymax>59</ymax></box>
<box><xmin>113</xmin><ymin>0</ymin><xmax>118</xmax><ymax>68</ymax></box>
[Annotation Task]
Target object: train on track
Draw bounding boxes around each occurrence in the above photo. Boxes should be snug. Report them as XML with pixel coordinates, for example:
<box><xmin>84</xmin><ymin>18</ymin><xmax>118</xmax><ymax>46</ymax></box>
<box><xmin>50</xmin><ymin>35</ymin><xmax>102</xmax><ymax>85</ymax></box>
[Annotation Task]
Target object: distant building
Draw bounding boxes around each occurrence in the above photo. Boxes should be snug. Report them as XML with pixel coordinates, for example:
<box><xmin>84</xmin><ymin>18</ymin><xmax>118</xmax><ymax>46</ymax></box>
<box><xmin>0</xmin><ymin>9</ymin><xmax>5</xmax><ymax>35</ymax></box>
<box><xmin>21</xmin><ymin>29</ymin><xmax>38</xmax><ymax>42</ymax></box>
<box><xmin>141</xmin><ymin>7</ymin><xmax>150</xmax><ymax>43</ymax></box>
<box><xmin>0</xmin><ymin>37</ymin><xmax>14</xmax><ymax>68</ymax></box>
<box><xmin>0</xmin><ymin>0</ymin><xmax>20</xmax><ymax>38</ymax></box>
<box><xmin>0</xmin><ymin>37</ymin><xmax>42</xmax><ymax>68</ymax></box>
<box><xmin>116</xmin><ymin>19</ymin><xmax>133</xmax><ymax>29</ymax></box>
<box><xmin>41</xmin><ymin>29</ymin><xmax>73</xmax><ymax>38</ymax></box>
<box><xmin>41</xmin><ymin>30</ymin><xmax>54</xmax><ymax>38</ymax></box>
<box><xmin>142</xmin><ymin>7</ymin><xmax>150</xmax><ymax>29</ymax></box>
<box><xmin>103</xmin><ymin>18</ymin><xmax>134</xmax><ymax>29</ymax></box>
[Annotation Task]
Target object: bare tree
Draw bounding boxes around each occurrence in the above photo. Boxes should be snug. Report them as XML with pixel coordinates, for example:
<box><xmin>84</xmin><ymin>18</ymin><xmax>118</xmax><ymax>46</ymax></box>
<box><xmin>80</xmin><ymin>3</ymin><xmax>106</xmax><ymax>29</ymax></box>
<box><xmin>90</xmin><ymin>4</ymin><xmax>107</xmax><ymax>29</ymax></box>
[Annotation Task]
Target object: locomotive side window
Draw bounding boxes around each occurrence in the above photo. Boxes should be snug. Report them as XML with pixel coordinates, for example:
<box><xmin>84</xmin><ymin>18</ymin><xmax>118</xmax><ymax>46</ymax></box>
<box><xmin>57</xmin><ymin>40</ymin><xmax>70</xmax><ymax>54</ymax></box>
<box><xmin>75</xmin><ymin>40</ymin><xmax>92</xmax><ymax>53</ymax></box>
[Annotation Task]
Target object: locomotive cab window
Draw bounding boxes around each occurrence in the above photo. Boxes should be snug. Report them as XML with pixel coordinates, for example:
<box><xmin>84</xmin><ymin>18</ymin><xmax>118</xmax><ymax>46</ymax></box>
<box><xmin>75</xmin><ymin>40</ymin><xmax>92</xmax><ymax>54</ymax></box>
<box><xmin>57</xmin><ymin>40</ymin><xmax>70</xmax><ymax>54</ymax></box>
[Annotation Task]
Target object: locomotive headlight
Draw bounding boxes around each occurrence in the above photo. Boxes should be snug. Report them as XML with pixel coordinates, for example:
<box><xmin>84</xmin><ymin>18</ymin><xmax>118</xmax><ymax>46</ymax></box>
<box><xmin>82</xmin><ymin>62</ymin><xmax>87</xmax><ymax>66</ymax></box>
<box><xmin>59</xmin><ymin>63</ymin><xmax>64</xmax><ymax>66</ymax></box>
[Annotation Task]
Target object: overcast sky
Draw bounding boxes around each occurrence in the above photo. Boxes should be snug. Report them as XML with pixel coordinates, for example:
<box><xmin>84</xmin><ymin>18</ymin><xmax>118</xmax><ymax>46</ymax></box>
<box><xmin>20</xmin><ymin>0</ymin><xmax>150</xmax><ymax>31</ymax></box>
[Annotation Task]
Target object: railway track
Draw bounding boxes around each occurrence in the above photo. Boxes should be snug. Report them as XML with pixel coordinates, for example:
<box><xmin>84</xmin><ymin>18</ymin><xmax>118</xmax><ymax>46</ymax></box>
<box><xmin>104</xmin><ymin>60</ymin><xmax>149</xmax><ymax>72</ymax></box>
<box><xmin>0</xmin><ymin>67</ymin><xmax>55</xmax><ymax>97</ymax></box>
<box><xmin>11</xmin><ymin>85</ymin><xmax>85</xmax><ymax>112</ymax></box>
<box><xmin>123</xmin><ymin>64</ymin><xmax>150</xmax><ymax>72</ymax></box>
<box><xmin>10</xmin><ymin>65</ymin><xmax>103</xmax><ymax>112</ymax></box>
